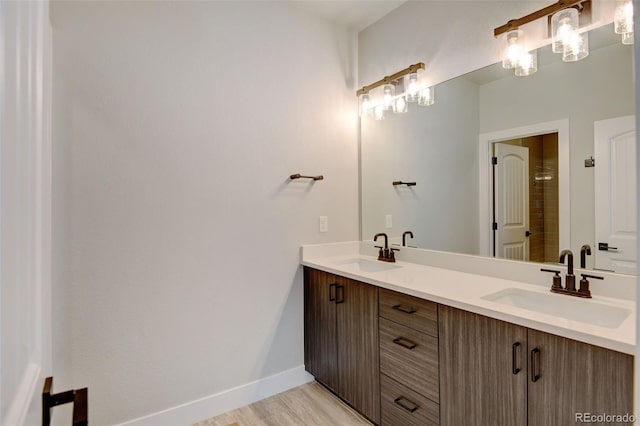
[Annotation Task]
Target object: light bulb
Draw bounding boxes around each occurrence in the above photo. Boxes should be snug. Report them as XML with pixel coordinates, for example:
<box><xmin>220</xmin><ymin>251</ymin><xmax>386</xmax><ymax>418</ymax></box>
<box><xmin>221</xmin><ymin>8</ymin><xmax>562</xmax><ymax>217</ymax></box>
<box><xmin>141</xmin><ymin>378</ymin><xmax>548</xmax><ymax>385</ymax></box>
<box><xmin>562</xmin><ymin>31</ymin><xmax>588</xmax><ymax>62</ymax></box>
<box><xmin>374</xmin><ymin>104</ymin><xmax>385</xmax><ymax>121</ymax></box>
<box><xmin>418</xmin><ymin>86</ymin><xmax>434</xmax><ymax>106</ymax></box>
<box><xmin>394</xmin><ymin>96</ymin><xmax>407</xmax><ymax>113</ymax></box>
<box><xmin>383</xmin><ymin>84</ymin><xmax>395</xmax><ymax>111</ymax></box>
<box><xmin>359</xmin><ymin>93</ymin><xmax>371</xmax><ymax>117</ymax></box>
<box><xmin>615</xmin><ymin>1</ymin><xmax>634</xmax><ymax>35</ymax></box>
<box><xmin>552</xmin><ymin>8</ymin><xmax>579</xmax><ymax>53</ymax></box>
<box><xmin>502</xmin><ymin>30</ymin><xmax>523</xmax><ymax>69</ymax></box>
<box><xmin>515</xmin><ymin>50</ymin><xmax>537</xmax><ymax>76</ymax></box>
<box><xmin>406</xmin><ymin>72</ymin><xmax>420</xmax><ymax>102</ymax></box>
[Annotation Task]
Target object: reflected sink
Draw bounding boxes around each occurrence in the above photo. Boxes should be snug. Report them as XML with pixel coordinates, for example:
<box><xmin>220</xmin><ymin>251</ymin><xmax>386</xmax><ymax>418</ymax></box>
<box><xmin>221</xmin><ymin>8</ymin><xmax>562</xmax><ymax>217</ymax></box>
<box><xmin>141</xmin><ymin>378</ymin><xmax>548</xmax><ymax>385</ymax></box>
<box><xmin>331</xmin><ymin>258</ymin><xmax>402</xmax><ymax>273</ymax></box>
<box><xmin>482</xmin><ymin>288</ymin><xmax>631</xmax><ymax>329</ymax></box>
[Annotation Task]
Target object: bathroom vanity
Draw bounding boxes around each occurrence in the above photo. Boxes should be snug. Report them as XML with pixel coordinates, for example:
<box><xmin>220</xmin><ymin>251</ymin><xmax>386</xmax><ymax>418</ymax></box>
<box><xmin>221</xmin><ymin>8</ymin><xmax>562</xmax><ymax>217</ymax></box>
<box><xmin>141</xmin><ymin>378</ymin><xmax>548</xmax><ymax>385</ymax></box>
<box><xmin>302</xmin><ymin>242</ymin><xmax>635</xmax><ymax>426</ymax></box>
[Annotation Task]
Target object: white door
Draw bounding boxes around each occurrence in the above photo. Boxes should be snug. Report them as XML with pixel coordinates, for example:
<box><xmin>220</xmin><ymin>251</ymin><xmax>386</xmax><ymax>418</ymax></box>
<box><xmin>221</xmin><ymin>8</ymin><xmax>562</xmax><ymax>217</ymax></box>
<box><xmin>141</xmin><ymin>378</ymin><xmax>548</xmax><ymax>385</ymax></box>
<box><xmin>594</xmin><ymin>116</ymin><xmax>636</xmax><ymax>275</ymax></box>
<box><xmin>494</xmin><ymin>143</ymin><xmax>530</xmax><ymax>260</ymax></box>
<box><xmin>1</xmin><ymin>2</ymin><xmax>52</xmax><ymax>424</ymax></box>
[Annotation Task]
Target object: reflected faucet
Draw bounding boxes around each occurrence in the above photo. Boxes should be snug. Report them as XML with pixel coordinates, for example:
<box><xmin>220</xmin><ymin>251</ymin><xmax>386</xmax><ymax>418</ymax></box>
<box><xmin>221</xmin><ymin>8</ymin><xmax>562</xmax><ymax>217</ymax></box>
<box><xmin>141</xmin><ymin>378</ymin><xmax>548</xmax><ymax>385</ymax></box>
<box><xmin>402</xmin><ymin>231</ymin><xmax>414</xmax><ymax>247</ymax></box>
<box><xmin>580</xmin><ymin>244</ymin><xmax>592</xmax><ymax>269</ymax></box>
<box><xmin>559</xmin><ymin>250</ymin><xmax>575</xmax><ymax>291</ymax></box>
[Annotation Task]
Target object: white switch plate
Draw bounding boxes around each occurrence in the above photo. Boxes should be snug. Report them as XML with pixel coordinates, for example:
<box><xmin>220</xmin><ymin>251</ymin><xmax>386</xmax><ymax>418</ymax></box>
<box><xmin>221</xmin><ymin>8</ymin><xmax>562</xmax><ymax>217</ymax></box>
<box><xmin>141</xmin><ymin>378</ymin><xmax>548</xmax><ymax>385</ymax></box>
<box><xmin>385</xmin><ymin>214</ymin><xmax>392</xmax><ymax>229</ymax></box>
<box><xmin>319</xmin><ymin>216</ymin><xmax>328</xmax><ymax>233</ymax></box>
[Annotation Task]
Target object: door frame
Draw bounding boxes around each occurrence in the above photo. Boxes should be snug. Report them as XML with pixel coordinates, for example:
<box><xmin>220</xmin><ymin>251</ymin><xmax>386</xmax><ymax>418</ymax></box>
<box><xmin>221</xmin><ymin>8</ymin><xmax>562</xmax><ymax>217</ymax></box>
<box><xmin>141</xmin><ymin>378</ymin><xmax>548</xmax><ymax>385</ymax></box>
<box><xmin>478</xmin><ymin>119</ymin><xmax>570</xmax><ymax>257</ymax></box>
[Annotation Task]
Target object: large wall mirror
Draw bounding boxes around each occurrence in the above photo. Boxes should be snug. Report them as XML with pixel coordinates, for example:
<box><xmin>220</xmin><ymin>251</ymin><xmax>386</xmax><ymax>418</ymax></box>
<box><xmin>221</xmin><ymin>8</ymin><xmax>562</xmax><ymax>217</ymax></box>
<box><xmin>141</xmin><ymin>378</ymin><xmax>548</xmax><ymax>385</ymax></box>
<box><xmin>361</xmin><ymin>23</ymin><xmax>636</xmax><ymax>275</ymax></box>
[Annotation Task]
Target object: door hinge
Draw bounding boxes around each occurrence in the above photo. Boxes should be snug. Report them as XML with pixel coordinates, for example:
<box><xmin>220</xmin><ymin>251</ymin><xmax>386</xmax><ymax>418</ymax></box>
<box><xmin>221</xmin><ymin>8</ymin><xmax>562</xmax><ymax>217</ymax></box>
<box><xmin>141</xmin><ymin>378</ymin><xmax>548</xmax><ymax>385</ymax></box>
<box><xmin>492</xmin><ymin>222</ymin><xmax>498</xmax><ymax>230</ymax></box>
<box><xmin>492</xmin><ymin>157</ymin><xmax>498</xmax><ymax>165</ymax></box>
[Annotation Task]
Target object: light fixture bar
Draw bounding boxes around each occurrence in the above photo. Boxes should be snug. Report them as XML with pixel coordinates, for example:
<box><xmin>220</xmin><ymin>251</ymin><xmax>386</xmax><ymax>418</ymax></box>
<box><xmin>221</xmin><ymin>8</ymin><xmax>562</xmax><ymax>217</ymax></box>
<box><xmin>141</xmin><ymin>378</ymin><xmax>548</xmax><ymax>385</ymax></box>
<box><xmin>494</xmin><ymin>0</ymin><xmax>586</xmax><ymax>37</ymax></box>
<box><xmin>356</xmin><ymin>62</ymin><xmax>425</xmax><ymax>96</ymax></box>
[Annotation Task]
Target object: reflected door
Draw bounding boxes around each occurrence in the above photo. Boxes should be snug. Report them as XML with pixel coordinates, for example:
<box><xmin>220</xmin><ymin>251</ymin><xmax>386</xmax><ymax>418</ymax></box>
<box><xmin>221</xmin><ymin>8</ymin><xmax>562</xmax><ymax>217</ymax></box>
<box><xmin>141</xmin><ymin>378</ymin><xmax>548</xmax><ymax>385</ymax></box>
<box><xmin>594</xmin><ymin>115</ymin><xmax>637</xmax><ymax>275</ymax></box>
<box><xmin>495</xmin><ymin>143</ymin><xmax>530</xmax><ymax>260</ymax></box>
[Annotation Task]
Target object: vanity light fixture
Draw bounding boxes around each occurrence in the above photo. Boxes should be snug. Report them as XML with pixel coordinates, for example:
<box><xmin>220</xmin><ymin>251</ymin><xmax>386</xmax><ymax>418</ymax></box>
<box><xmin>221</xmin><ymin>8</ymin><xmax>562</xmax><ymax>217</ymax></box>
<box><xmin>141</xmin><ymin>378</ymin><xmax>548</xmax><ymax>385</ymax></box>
<box><xmin>357</xmin><ymin>62</ymin><xmax>433</xmax><ymax>118</ymax></box>
<box><xmin>614</xmin><ymin>0</ymin><xmax>634</xmax><ymax>44</ymax></box>
<box><xmin>495</xmin><ymin>0</ymin><xmax>591</xmax><ymax>74</ymax></box>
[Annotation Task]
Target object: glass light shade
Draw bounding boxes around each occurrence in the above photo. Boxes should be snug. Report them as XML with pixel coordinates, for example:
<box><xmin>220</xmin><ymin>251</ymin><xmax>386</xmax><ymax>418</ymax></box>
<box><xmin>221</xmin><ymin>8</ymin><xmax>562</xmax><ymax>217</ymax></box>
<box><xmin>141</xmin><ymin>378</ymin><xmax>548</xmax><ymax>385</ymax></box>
<box><xmin>614</xmin><ymin>1</ymin><xmax>634</xmax><ymax>35</ymax></box>
<box><xmin>502</xmin><ymin>30</ymin><xmax>524</xmax><ymax>69</ymax></box>
<box><xmin>418</xmin><ymin>86</ymin><xmax>434</xmax><ymax>106</ymax></box>
<box><xmin>515</xmin><ymin>50</ymin><xmax>537</xmax><ymax>76</ymax></box>
<box><xmin>359</xmin><ymin>93</ymin><xmax>371</xmax><ymax>117</ymax></box>
<box><xmin>374</xmin><ymin>104</ymin><xmax>385</xmax><ymax>121</ymax></box>
<box><xmin>406</xmin><ymin>72</ymin><xmax>420</xmax><ymax>102</ymax></box>
<box><xmin>394</xmin><ymin>96</ymin><xmax>408</xmax><ymax>113</ymax></box>
<box><xmin>562</xmin><ymin>31</ymin><xmax>589</xmax><ymax>62</ymax></box>
<box><xmin>552</xmin><ymin>8</ymin><xmax>579</xmax><ymax>53</ymax></box>
<box><xmin>382</xmin><ymin>84</ymin><xmax>395</xmax><ymax>110</ymax></box>
<box><xmin>622</xmin><ymin>31</ymin><xmax>634</xmax><ymax>44</ymax></box>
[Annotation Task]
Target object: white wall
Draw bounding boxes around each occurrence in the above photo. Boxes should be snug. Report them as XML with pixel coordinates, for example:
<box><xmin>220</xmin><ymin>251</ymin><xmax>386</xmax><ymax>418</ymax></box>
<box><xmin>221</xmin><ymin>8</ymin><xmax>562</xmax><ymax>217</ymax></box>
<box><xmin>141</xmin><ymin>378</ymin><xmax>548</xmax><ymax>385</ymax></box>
<box><xmin>51</xmin><ymin>2</ymin><xmax>358</xmax><ymax>424</ymax></box>
<box><xmin>1</xmin><ymin>1</ymin><xmax>53</xmax><ymax>425</ymax></box>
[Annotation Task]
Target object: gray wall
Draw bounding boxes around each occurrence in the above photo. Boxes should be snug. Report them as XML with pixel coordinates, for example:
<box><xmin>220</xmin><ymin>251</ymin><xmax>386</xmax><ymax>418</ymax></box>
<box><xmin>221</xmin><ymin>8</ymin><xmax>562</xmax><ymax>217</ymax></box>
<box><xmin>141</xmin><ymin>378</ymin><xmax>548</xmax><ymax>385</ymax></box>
<box><xmin>51</xmin><ymin>2</ymin><xmax>359</xmax><ymax>423</ymax></box>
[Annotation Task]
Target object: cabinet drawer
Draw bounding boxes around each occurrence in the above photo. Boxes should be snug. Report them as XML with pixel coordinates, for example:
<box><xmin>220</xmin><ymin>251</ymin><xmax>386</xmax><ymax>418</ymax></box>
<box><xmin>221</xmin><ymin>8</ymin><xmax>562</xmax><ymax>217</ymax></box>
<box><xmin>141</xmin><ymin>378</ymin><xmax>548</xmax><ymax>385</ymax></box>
<box><xmin>381</xmin><ymin>374</ymin><xmax>439</xmax><ymax>426</ymax></box>
<box><xmin>380</xmin><ymin>317</ymin><xmax>439</xmax><ymax>403</ymax></box>
<box><xmin>379</xmin><ymin>288</ymin><xmax>438</xmax><ymax>336</ymax></box>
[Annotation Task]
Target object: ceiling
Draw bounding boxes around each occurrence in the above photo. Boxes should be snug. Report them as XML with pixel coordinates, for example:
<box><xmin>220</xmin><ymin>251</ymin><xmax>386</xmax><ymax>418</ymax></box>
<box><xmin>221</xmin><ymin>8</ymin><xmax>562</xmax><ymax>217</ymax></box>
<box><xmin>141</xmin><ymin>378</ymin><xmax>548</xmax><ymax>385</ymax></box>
<box><xmin>288</xmin><ymin>0</ymin><xmax>407</xmax><ymax>32</ymax></box>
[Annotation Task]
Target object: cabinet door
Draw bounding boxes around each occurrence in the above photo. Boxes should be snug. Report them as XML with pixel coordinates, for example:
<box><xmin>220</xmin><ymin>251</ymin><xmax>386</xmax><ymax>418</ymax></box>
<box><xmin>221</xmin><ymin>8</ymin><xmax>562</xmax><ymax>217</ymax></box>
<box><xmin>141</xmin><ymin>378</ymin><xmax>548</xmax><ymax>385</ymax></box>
<box><xmin>528</xmin><ymin>330</ymin><xmax>634</xmax><ymax>426</ymax></box>
<box><xmin>439</xmin><ymin>306</ymin><xmax>527</xmax><ymax>426</ymax></box>
<box><xmin>303</xmin><ymin>267</ymin><xmax>339</xmax><ymax>392</ymax></box>
<box><xmin>337</xmin><ymin>278</ymin><xmax>380</xmax><ymax>424</ymax></box>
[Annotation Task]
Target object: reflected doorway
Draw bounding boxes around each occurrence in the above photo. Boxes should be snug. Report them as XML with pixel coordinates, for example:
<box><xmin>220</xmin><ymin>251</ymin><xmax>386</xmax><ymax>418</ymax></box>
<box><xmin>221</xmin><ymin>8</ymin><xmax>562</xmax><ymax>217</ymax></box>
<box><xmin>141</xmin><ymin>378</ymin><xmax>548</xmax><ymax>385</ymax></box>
<box><xmin>492</xmin><ymin>133</ymin><xmax>559</xmax><ymax>262</ymax></box>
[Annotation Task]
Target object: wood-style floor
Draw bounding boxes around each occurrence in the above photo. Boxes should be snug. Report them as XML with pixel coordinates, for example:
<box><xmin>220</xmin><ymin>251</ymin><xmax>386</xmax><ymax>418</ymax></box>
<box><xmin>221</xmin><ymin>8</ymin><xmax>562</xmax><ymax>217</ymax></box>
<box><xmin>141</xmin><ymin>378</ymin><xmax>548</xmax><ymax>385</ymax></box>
<box><xmin>192</xmin><ymin>381</ymin><xmax>373</xmax><ymax>426</ymax></box>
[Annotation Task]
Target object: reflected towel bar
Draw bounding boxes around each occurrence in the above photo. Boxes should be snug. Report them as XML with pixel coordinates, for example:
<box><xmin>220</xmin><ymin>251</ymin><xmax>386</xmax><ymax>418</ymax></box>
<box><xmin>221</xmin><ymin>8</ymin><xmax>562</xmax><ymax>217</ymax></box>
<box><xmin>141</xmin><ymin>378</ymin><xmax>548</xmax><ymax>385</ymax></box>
<box><xmin>290</xmin><ymin>173</ymin><xmax>324</xmax><ymax>181</ymax></box>
<box><xmin>393</xmin><ymin>181</ymin><xmax>416</xmax><ymax>186</ymax></box>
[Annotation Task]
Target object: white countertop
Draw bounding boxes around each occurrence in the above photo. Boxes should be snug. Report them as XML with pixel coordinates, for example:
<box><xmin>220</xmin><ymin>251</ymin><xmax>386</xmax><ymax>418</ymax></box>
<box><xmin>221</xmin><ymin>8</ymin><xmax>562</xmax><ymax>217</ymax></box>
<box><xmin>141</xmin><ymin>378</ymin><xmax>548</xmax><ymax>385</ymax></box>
<box><xmin>302</xmin><ymin>247</ymin><xmax>636</xmax><ymax>355</ymax></box>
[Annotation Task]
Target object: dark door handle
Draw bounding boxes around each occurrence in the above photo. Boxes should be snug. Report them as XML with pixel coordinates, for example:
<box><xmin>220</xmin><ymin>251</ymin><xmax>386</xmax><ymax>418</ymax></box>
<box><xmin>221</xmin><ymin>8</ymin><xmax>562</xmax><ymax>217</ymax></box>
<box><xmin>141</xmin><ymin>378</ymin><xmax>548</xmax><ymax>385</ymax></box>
<box><xmin>392</xmin><ymin>304</ymin><xmax>417</xmax><ymax>314</ymax></box>
<box><xmin>530</xmin><ymin>348</ymin><xmax>540</xmax><ymax>382</ymax></box>
<box><xmin>512</xmin><ymin>342</ymin><xmax>521</xmax><ymax>374</ymax></box>
<box><xmin>394</xmin><ymin>396</ymin><xmax>418</xmax><ymax>413</ymax></box>
<box><xmin>392</xmin><ymin>337</ymin><xmax>417</xmax><ymax>350</ymax></box>
<box><xmin>598</xmin><ymin>242</ymin><xmax>619</xmax><ymax>252</ymax></box>
<box><xmin>329</xmin><ymin>283</ymin><xmax>337</xmax><ymax>302</ymax></box>
<box><xmin>525</xmin><ymin>231</ymin><xmax>532</xmax><ymax>237</ymax></box>
<box><xmin>335</xmin><ymin>285</ymin><xmax>345</xmax><ymax>304</ymax></box>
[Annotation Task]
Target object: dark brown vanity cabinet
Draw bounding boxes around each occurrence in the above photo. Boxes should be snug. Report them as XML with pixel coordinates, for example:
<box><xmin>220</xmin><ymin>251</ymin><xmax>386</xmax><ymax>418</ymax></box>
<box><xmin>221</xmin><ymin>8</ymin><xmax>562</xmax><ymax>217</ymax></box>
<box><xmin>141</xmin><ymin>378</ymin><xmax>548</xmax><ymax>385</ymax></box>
<box><xmin>379</xmin><ymin>289</ymin><xmax>440</xmax><ymax>426</ymax></box>
<box><xmin>439</xmin><ymin>305</ymin><xmax>634</xmax><ymax>426</ymax></box>
<box><xmin>303</xmin><ymin>267</ymin><xmax>380</xmax><ymax>424</ymax></box>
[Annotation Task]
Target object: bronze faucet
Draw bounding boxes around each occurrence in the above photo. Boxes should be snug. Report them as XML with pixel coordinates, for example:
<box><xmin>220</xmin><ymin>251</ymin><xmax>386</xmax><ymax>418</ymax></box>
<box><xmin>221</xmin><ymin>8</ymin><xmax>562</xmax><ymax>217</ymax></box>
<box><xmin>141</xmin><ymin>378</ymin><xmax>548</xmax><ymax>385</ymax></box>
<box><xmin>543</xmin><ymin>249</ymin><xmax>602</xmax><ymax>298</ymax></box>
<box><xmin>402</xmin><ymin>231</ymin><xmax>414</xmax><ymax>247</ymax></box>
<box><xmin>374</xmin><ymin>233</ymin><xmax>397</xmax><ymax>262</ymax></box>
<box><xmin>580</xmin><ymin>244</ymin><xmax>592</xmax><ymax>269</ymax></box>
<box><xmin>559</xmin><ymin>250</ymin><xmax>575</xmax><ymax>291</ymax></box>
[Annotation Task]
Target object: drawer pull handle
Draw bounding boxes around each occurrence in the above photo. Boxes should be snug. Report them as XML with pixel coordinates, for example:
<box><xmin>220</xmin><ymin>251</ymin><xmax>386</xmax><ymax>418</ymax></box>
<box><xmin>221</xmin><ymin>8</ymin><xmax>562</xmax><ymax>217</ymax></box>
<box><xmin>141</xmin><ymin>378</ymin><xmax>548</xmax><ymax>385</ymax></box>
<box><xmin>530</xmin><ymin>348</ymin><xmax>541</xmax><ymax>382</ymax></box>
<box><xmin>394</xmin><ymin>396</ymin><xmax>418</xmax><ymax>413</ymax></box>
<box><xmin>329</xmin><ymin>283</ymin><xmax>337</xmax><ymax>302</ymax></box>
<box><xmin>392</xmin><ymin>337</ymin><xmax>417</xmax><ymax>350</ymax></box>
<box><xmin>512</xmin><ymin>342</ymin><xmax>521</xmax><ymax>374</ymax></box>
<box><xmin>392</xmin><ymin>304</ymin><xmax>417</xmax><ymax>314</ymax></box>
<box><xmin>335</xmin><ymin>285</ymin><xmax>345</xmax><ymax>304</ymax></box>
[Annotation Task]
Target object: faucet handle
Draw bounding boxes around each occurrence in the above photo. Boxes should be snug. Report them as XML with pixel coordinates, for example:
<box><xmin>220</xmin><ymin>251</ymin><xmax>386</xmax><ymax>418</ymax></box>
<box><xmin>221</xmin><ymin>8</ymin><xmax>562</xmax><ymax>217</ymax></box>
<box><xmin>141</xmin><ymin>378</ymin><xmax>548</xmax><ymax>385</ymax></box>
<box><xmin>578</xmin><ymin>274</ymin><xmax>603</xmax><ymax>298</ymax></box>
<box><xmin>541</xmin><ymin>268</ymin><xmax>562</xmax><ymax>291</ymax></box>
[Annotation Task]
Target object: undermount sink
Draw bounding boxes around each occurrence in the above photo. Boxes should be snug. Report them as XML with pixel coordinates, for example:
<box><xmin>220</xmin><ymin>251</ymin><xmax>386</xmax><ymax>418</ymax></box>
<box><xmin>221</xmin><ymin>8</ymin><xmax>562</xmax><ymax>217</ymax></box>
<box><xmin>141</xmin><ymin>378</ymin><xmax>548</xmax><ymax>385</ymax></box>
<box><xmin>331</xmin><ymin>258</ymin><xmax>402</xmax><ymax>273</ymax></box>
<box><xmin>482</xmin><ymin>288</ymin><xmax>632</xmax><ymax>329</ymax></box>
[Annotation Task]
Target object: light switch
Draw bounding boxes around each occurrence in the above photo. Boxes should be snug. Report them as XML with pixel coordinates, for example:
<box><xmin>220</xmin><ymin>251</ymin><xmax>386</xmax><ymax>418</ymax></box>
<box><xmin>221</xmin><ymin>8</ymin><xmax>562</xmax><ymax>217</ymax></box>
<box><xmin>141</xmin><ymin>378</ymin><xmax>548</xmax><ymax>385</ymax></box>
<box><xmin>385</xmin><ymin>214</ymin><xmax>392</xmax><ymax>229</ymax></box>
<box><xmin>319</xmin><ymin>216</ymin><xmax>328</xmax><ymax>233</ymax></box>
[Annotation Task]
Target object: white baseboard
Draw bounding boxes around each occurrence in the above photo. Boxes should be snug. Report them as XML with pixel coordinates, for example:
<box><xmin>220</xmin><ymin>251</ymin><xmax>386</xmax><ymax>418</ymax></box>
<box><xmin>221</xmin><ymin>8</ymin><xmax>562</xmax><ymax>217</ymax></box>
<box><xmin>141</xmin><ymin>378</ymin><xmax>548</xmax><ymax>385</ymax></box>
<box><xmin>118</xmin><ymin>366</ymin><xmax>314</xmax><ymax>426</ymax></box>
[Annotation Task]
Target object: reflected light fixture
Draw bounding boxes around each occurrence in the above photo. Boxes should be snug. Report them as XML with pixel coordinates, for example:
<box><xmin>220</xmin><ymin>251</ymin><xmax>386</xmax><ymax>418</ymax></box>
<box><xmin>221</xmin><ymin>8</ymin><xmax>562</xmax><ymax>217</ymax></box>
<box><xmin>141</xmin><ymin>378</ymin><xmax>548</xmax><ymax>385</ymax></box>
<box><xmin>614</xmin><ymin>0</ymin><xmax>634</xmax><ymax>44</ymax></box>
<box><xmin>494</xmin><ymin>0</ymin><xmax>591</xmax><ymax>76</ymax></box>
<box><xmin>357</xmin><ymin>62</ymin><xmax>434</xmax><ymax>119</ymax></box>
